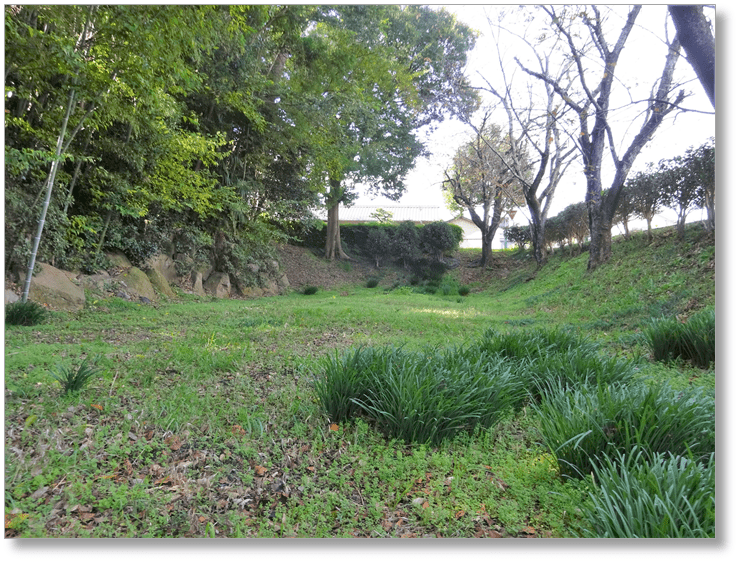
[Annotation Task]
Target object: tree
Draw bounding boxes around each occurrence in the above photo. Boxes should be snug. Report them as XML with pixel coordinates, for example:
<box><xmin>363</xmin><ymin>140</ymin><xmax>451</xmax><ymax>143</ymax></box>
<box><xmin>420</xmin><ymin>222</ymin><xmax>461</xmax><ymax>263</ymax></box>
<box><xmin>627</xmin><ymin>167</ymin><xmax>664</xmax><ymax>243</ymax></box>
<box><xmin>518</xmin><ymin>6</ymin><xmax>687</xmax><ymax>270</ymax></box>
<box><xmin>443</xmin><ymin>117</ymin><xmax>527</xmax><ymax>267</ymax></box>
<box><xmin>561</xmin><ymin>202</ymin><xmax>589</xmax><ymax>253</ymax></box>
<box><xmin>668</xmin><ymin>5</ymin><xmax>715</xmax><ymax>108</ymax></box>
<box><xmin>478</xmin><ymin>8</ymin><xmax>580</xmax><ymax>269</ymax></box>
<box><xmin>4</xmin><ymin>6</ymin><xmax>224</xmax><ymax>296</ymax></box>
<box><xmin>613</xmin><ymin>183</ymin><xmax>635</xmax><ymax>240</ymax></box>
<box><xmin>683</xmin><ymin>139</ymin><xmax>715</xmax><ymax>232</ymax></box>
<box><xmin>293</xmin><ymin>5</ymin><xmax>478</xmax><ymax>260</ymax></box>
<box><xmin>366</xmin><ymin>227</ymin><xmax>392</xmax><ymax>268</ymax></box>
<box><xmin>390</xmin><ymin>221</ymin><xmax>422</xmax><ymax>270</ymax></box>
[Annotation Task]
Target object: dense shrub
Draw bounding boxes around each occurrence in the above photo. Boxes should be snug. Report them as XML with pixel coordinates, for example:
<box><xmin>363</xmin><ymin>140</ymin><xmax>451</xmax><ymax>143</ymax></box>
<box><xmin>5</xmin><ymin>300</ymin><xmax>48</xmax><ymax>326</ymax></box>
<box><xmin>390</xmin><ymin>221</ymin><xmax>422</xmax><ymax>269</ymax></box>
<box><xmin>302</xmin><ymin>286</ymin><xmax>319</xmax><ymax>295</ymax></box>
<box><xmin>365</xmin><ymin>278</ymin><xmax>379</xmax><ymax>288</ymax></box>
<box><xmin>420</xmin><ymin>221</ymin><xmax>462</xmax><ymax>261</ymax></box>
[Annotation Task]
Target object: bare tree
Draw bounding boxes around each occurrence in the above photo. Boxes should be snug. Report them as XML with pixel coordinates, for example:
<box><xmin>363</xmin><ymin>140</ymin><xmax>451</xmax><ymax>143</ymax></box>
<box><xmin>476</xmin><ymin>9</ymin><xmax>580</xmax><ymax>268</ymax></box>
<box><xmin>518</xmin><ymin>5</ymin><xmax>687</xmax><ymax>270</ymax></box>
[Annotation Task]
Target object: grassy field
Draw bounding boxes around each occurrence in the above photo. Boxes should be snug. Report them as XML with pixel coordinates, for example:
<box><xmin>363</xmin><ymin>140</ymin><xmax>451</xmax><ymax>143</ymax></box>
<box><xmin>4</xmin><ymin>224</ymin><xmax>715</xmax><ymax>538</ymax></box>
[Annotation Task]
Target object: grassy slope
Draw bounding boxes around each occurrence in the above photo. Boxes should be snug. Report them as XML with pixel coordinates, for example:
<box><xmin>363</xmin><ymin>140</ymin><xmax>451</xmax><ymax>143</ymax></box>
<box><xmin>4</xmin><ymin>223</ymin><xmax>715</xmax><ymax>538</ymax></box>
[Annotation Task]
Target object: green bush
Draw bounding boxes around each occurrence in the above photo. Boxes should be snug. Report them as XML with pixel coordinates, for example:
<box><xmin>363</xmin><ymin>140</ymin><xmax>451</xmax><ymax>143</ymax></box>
<box><xmin>534</xmin><ymin>383</ymin><xmax>715</xmax><ymax>479</ymax></box>
<box><xmin>5</xmin><ymin>300</ymin><xmax>48</xmax><ymax>326</ymax></box>
<box><xmin>643</xmin><ymin>307</ymin><xmax>715</xmax><ymax>368</ymax></box>
<box><xmin>581</xmin><ymin>448</ymin><xmax>715</xmax><ymax>538</ymax></box>
<box><xmin>365</xmin><ymin>278</ymin><xmax>379</xmax><ymax>288</ymax></box>
<box><xmin>458</xmin><ymin>285</ymin><xmax>471</xmax><ymax>296</ymax></box>
<box><xmin>50</xmin><ymin>356</ymin><xmax>103</xmax><ymax>395</ymax></box>
<box><xmin>302</xmin><ymin>286</ymin><xmax>319</xmax><ymax>295</ymax></box>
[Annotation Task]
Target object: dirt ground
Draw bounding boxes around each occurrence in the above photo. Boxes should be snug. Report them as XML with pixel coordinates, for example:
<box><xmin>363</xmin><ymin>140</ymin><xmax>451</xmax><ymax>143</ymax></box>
<box><xmin>276</xmin><ymin>244</ymin><xmax>514</xmax><ymax>292</ymax></box>
<box><xmin>276</xmin><ymin>244</ymin><xmax>380</xmax><ymax>291</ymax></box>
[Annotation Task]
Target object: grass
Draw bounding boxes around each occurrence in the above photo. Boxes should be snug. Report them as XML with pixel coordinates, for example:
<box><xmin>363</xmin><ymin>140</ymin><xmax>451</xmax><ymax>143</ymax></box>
<box><xmin>4</xmin><ymin>222</ymin><xmax>715</xmax><ymax>538</ymax></box>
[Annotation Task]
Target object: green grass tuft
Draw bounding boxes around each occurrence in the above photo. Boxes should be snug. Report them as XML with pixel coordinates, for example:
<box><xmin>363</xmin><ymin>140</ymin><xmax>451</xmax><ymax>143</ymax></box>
<box><xmin>643</xmin><ymin>307</ymin><xmax>715</xmax><ymax>368</ymax></box>
<box><xmin>581</xmin><ymin>448</ymin><xmax>715</xmax><ymax>538</ymax></box>
<box><xmin>49</xmin><ymin>355</ymin><xmax>103</xmax><ymax>395</ymax></box>
<box><xmin>5</xmin><ymin>300</ymin><xmax>48</xmax><ymax>326</ymax></box>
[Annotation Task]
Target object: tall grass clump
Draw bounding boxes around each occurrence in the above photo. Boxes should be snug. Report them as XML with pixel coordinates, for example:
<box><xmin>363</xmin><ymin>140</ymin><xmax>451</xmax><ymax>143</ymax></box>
<box><xmin>313</xmin><ymin>347</ymin><xmax>398</xmax><ymax>423</ymax></box>
<box><xmin>534</xmin><ymin>383</ymin><xmax>715</xmax><ymax>479</ymax></box>
<box><xmin>643</xmin><ymin>307</ymin><xmax>715</xmax><ymax>368</ymax></box>
<box><xmin>313</xmin><ymin>345</ymin><xmax>524</xmax><ymax>445</ymax></box>
<box><xmin>5</xmin><ymin>300</ymin><xmax>48</xmax><ymax>326</ymax></box>
<box><xmin>580</xmin><ymin>448</ymin><xmax>715</xmax><ymax>538</ymax></box>
<box><xmin>50</xmin><ymin>356</ymin><xmax>103</xmax><ymax>395</ymax></box>
<box><xmin>469</xmin><ymin>327</ymin><xmax>636</xmax><ymax>401</ymax></box>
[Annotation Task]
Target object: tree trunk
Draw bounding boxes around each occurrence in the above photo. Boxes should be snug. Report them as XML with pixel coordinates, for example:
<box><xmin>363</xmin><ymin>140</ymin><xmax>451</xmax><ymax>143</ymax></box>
<box><xmin>324</xmin><ymin>178</ymin><xmax>351</xmax><ymax>261</ymax></box>
<box><xmin>480</xmin><ymin>230</ymin><xmax>494</xmax><ymax>268</ymax></box>
<box><xmin>21</xmin><ymin>88</ymin><xmax>76</xmax><ymax>302</ymax></box>
<box><xmin>668</xmin><ymin>5</ymin><xmax>715</xmax><ymax>108</ymax></box>
<box><xmin>587</xmin><ymin>216</ymin><xmax>613</xmax><ymax>270</ymax></box>
<box><xmin>528</xmin><ymin>213</ymin><xmax>548</xmax><ymax>269</ymax></box>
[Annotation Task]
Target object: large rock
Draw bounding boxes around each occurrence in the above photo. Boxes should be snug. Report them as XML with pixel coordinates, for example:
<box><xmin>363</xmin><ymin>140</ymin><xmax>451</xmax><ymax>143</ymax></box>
<box><xmin>146</xmin><ymin>253</ymin><xmax>179</xmax><ymax>285</ymax></box>
<box><xmin>241</xmin><ymin>286</ymin><xmax>264</xmax><ymax>299</ymax></box>
<box><xmin>147</xmin><ymin>268</ymin><xmax>177</xmax><ymax>300</ymax></box>
<box><xmin>105</xmin><ymin>252</ymin><xmax>132</xmax><ymax>268</ymax></box>
<box><xmin>119</xmin><ymin>267</ymin><xmax>157</xmax><ymax>302</ymax></box>
<box><xmin>5</xmin><ymin>290</ymin><xmax>20</xmax><ymax>304</ymax></box>
<box><xmin>19</xmin><ymin>262</ymin><xmax>85</xmax><ymax>311</ymax></box>
<box><xmin>203</xmin><ymin>272</ymin><xmax>231</xmax><ymax>299</ymax></box>
<box><xmin>191</xmin><ymin>271</ymin><xmax>206</xmax><ymax>297</ymax></box>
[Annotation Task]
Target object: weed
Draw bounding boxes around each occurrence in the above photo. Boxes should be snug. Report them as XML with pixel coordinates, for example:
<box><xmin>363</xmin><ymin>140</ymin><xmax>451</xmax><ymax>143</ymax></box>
<box><xmin>458</xmin><ymin>285</ymin><xmax>471</xmax><ymax>296</ymax></box>
<box><xmin>366</xmin><ymin>278</ymin><xmax>379</xmax><ymax>288</ymax></box>
<box><xmin>5</xmin><ymin>300</ymin><xmax>48</xmax><ymax>326</ymax></box>
<box><xmin>49</xmin><ymin>355</ymin><xmax>103</xmax><ymax>395</ymax></box>
<box><xmin>302</xmin><ymin>286</ymin><xmax>319</xmax><ymax>295</ymax></box>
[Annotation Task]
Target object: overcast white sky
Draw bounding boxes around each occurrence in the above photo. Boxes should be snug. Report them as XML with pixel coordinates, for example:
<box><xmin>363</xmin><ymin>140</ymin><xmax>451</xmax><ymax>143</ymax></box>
<box><xmin>355</xmin><ymin>4</ymin><xmax>716</xmax><ymax>228</ymax></box>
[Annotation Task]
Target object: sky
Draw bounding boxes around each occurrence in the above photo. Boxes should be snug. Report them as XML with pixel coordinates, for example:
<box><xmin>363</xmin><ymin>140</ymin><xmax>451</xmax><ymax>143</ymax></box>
<box><xmin>354</xmin><ymin>5</ymin><xmax>716</xmax><ymax>230</ymax></box>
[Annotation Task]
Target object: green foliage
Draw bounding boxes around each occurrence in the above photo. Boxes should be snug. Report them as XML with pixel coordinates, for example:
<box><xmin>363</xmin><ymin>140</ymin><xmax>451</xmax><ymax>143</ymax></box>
<box><xmin>365</xmin><ymin>227</ymin><xmax>392</xmax><ymax>268</ymax></box>
<box><xmin>458</xmin><ymin>285</ymin><xmax>471</xmax><ymax>296</ymax></box>
<box><xmin>303</xmin><ymin>286</ymin><xmax>319</xmax><ymax>295</ymax></box>
<box><xmin>534</xmin><ymin>383</ymin><xmax>715</xmax><ymax>479</ymax></box>
<box><xmin>581</xmin><ymin>448</ymin><xmax>715</xmax><ymax>538</ymax></box>
<box><xmin>365</xmin><ymin>278</ymin><xmax>379</xmax><ymax>289</ymax></box>
<box><xmin>50</xmin><ymin>356</ymin><xmax>103</xmax><ymax>395</ymax></box>
<box><xmin>643</xmin><ymin>307</ymin><xmax>714</xmax><ymax>369</ymax></box>
<box><xmin>315</xmin><ymin>345</ymin><xmax>523</xmax><ymax>445</ymax></box>
<box><xmin>420</xmin><ymin>221</ymin><xmax>461</xmax><ymax>261</ymax></box>
<box><xmin>390</xmin><ymin>221</ymin><xmax>423</xmax><ymax>269</ymax></box>
<box><xmin>467</xmin><ymin>327</ymin><xmax>636</xmax><ymax>405</ymax></box>
<box><xmin>504</xmin><ymin>225</ymin><xmax>531</xmax><ymax>249</ymax></box>
<box><xmin>5</xmin><ymin>300</ymin><xmax>48</xmax><ymax>326</ymax></box>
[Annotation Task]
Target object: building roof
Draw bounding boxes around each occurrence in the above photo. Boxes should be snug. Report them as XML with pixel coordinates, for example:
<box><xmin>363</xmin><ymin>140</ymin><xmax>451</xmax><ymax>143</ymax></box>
<box><xmin>314</xmin><ymin>205</ymin><xmax>450</xmax><ymax>223</ymax></box>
